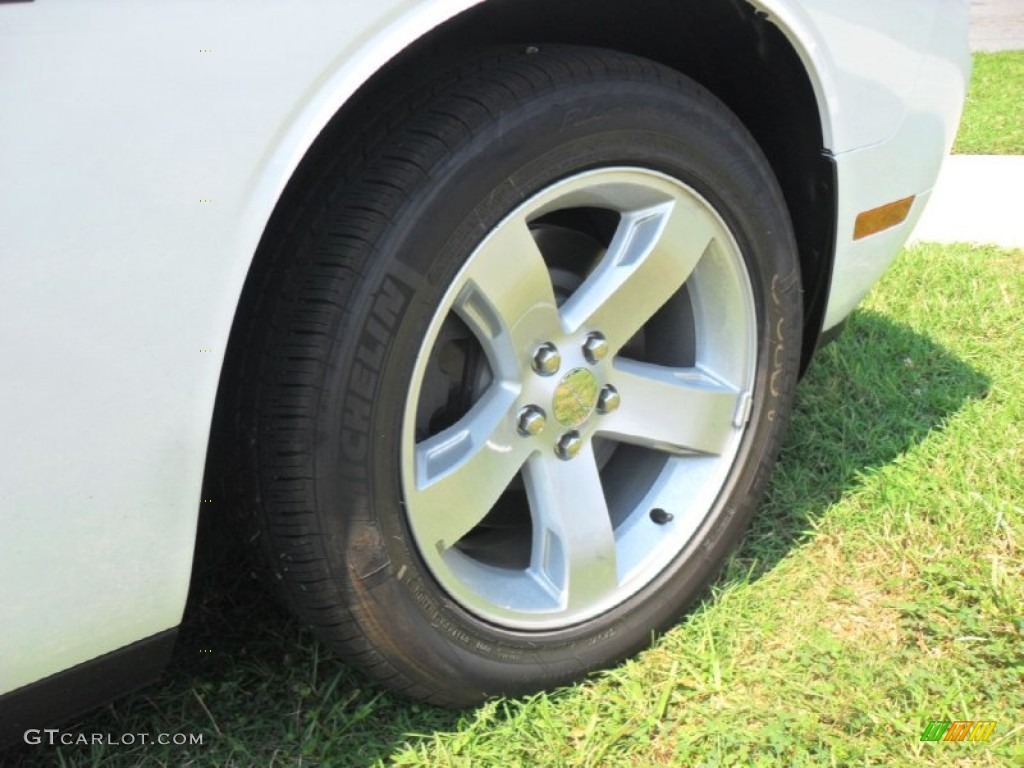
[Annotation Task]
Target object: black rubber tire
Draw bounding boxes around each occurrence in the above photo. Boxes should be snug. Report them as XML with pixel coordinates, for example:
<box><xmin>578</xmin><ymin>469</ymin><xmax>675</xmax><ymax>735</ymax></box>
<box><xmin>226</xmin><ymin>45</ymin><xmax>803</xmax><ymax>705</ymax></box>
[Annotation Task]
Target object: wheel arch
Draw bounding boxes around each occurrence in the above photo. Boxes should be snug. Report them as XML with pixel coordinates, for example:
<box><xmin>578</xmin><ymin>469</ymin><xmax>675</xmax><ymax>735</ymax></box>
<box><xmin>211</xmin><ymin>0</ymin><xmax>838</xmax><ymax>479</ymax></box>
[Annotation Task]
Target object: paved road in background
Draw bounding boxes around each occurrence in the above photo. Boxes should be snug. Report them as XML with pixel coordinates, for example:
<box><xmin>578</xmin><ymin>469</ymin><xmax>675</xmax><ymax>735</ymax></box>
<box><xmin>971</xmin><ymin>0</ymin><xmax>1024</xmax><ymax>52</ymax></box>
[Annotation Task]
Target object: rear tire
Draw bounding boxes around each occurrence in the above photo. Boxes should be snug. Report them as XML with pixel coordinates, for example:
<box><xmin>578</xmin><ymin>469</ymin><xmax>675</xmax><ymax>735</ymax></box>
<box><xmin>230</xmin><ymin>45</ymin><xmax>802</xmax><ymax>705</ymax></box>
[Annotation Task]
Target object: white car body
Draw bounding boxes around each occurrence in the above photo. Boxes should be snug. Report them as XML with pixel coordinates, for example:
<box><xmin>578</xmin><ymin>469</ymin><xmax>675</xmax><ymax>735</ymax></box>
<box><xmin>0</xmin><ymin>0</ymin><xmax>969</xmax><ymax>727</ymax></box>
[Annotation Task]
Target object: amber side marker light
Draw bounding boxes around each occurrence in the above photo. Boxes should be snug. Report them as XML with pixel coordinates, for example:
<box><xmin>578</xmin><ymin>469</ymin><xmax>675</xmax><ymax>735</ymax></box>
<box><xmin>853</xmin><ymin>195</ymin><xmax>916</xmax><ymax>240</ymax></box>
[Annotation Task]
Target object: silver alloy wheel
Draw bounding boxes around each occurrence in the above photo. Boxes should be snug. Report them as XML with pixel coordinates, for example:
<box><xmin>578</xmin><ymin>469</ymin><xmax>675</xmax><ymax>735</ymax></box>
<box><xmin>401</xmin><ymin>168</ymin><xmax>757</xmax><ymax>630</ymax></box>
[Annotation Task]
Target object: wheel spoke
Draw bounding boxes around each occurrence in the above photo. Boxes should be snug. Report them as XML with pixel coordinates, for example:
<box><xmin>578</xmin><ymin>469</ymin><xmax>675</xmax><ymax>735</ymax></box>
<box><xmin>452</xmin><ymin>213</ymin><xmax>561</xmax><ymax>378</ymax></box>
<box><xmin>559</xmin><ymin>198</ymin><xmax>716</xmax><ymax>352</ymax></box>
<box><xmin>410</xmin><ymin>385</ymin><xmax>530</xmax><ymax>553</ymax></box>
<box><xmin>523</xmin><ymin>445</ymin><xmax>618</xmax><ymax>610</ymax></box>
<box><xmin>600</xmin><ymin>359</ymin><xmax>742</xmax><ymax>455</ymax></box>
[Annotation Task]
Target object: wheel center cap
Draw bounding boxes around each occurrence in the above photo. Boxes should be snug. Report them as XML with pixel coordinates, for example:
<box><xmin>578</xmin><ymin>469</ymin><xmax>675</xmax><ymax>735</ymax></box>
<box><xmin>552</xmin><ymin>368</ymin><xmax>599</xmax><ymax>427</ymax></box>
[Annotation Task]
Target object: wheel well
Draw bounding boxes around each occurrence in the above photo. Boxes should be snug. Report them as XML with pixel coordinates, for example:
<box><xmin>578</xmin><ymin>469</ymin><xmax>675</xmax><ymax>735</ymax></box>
<box><xmin>236</xmin><ymin>0</ymin><xmax>835</xmax><ymax>388</ymax></box>
<box><xmin>199</xmin><ymin>0</ymin><xmax>832</xmax><ymax>631</ymax></box>
<box><xmin>355</xmin><ymin>0</ymin><xmax>836</xmax><ymax>371</ymax></box>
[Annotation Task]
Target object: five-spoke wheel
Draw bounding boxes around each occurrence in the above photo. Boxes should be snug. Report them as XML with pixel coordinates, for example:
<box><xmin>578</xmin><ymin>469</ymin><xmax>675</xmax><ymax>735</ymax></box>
<box><xmin>404</xmin><ymin>169</ymin><xmax>756</xmax><ymax>628</ymax></box>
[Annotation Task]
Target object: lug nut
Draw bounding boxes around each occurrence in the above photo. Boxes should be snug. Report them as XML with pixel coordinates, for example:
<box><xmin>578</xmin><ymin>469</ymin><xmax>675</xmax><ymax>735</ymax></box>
<box><xmin>555</xmin><ymin>431</ymin><xmax>583</xmax><ymax>460</ymax></box>
<box><xmin>582</xmin><ymin>332</ymin><xmax>609</xmax><ymax>364</ymax></box>
<box><xmin>596</xmin><ymin>384</ymin><xmax>620</xmax><ymax>414</ymax></box>
<box><xmin>517</xmin><ymin>405</ymin><xmax>547</xmax><ymax>436</ymax></box>
<box><xmin>531</xmin><ymin>342</ymin><xmax>561</xmax><ymax>376</ymax></box>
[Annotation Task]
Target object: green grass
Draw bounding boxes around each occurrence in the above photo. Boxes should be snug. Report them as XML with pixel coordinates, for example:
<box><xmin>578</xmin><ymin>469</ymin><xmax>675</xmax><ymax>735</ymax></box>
<box><xmin>3</xmin><ymin>242</ymin><xmax>1020</xmax><ymax>766</ymax></box>
<box><xmin>954</xmin><ymin>51</ymin><xmax>1024</xmax><ymax>154</ymax></box>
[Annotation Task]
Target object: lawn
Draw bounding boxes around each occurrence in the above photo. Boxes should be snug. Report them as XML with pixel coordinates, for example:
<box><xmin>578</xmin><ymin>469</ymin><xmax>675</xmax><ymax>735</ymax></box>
<box><xmin>3</xmin><ymin>242</ymin><xmax>1020</xmax><ymax>767</ymax></box>
<box><xmin>954</xmin><ymin>50</ymin><xmax>1024</xmax><ymax>154</ymax></box>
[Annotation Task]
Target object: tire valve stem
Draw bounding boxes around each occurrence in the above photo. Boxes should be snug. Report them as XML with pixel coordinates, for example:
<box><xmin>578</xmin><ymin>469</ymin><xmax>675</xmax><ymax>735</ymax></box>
<box><xmin>649</xmin><ymin>508</ymin><xmax>673</xmax><ymax>525</ymax></box>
